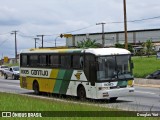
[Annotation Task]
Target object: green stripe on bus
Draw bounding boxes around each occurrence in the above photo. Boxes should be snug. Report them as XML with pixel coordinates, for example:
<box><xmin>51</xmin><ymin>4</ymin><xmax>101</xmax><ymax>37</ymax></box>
<box><xmin>53</xmin><ymin>70</ymin><xmax>66</xmax><ymax>93</ymax></box>
<box><xmin>59</xmin><ymin>70</ymin><xmax>73</xmax><ymax>94</ymax></box>
<box><xmin>73</xmin><ymin>50</ymin><xmax>82</xmax><ymax>53</ymax></box>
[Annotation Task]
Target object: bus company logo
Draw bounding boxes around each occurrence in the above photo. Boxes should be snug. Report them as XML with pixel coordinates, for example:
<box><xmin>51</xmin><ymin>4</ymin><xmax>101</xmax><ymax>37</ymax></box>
<box><xmin>74</xmin><ymin>72</ymin><xmax>82</xmax><ymax>80</ymax></box>
<box><xmin>21</xmin><ymin>70</ymin><xmax>29</xmax><ymax>74</ymax></box>
<box><xmin>104</xmin><ymin>83</ymin><xmax>114</xmax><ymax>86</ymax></box>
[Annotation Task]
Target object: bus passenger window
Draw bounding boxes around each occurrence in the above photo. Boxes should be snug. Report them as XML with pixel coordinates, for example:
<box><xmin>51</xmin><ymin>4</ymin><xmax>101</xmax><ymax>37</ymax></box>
<box><xmin>61</xmin><ymin>55</ymin><xmax>71</xmax><ymax>68</ymax></box>
<box><xmin>72</xmin><ymin>55</ymin><xmax>81</xmax><ymax>69</ymax></box>
<box><xmin>39</xmin><ymin>55</ymin><xmax>47</xmax><ymax>66</ymax></box>
<box><xmin>49</xmin><ymin>55</ymin><xmax>59</xmax><ymax>68</ymax></box>
<box><xmin>21</xmin><ymin>55</ymin><xmax>28</xmax><ymax>67</ymax></box>
<box><xmin>30</xmin><ymin>55</ymin><xmax>38</xmax><ymax>67</ymax></box>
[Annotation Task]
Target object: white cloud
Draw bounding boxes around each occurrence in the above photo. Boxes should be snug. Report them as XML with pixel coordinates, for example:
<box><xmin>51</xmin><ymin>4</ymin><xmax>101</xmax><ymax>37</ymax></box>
<box><xmin>0</xmin><ymin>0</ymin><xmax>160</xmax><ymax>57</ymax></box>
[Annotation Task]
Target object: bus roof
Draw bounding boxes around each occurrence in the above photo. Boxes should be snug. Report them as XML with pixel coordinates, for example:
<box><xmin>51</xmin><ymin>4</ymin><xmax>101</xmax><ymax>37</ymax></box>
<box><xmin>20</xmin><ymin>48</ymin><xmax>131</xmax><ymax>56</ymax></box>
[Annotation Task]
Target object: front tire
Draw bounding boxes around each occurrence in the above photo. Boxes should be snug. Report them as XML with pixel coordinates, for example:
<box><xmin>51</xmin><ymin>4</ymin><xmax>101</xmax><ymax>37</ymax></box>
<box><xmin>77</xmin><ymin>86</ymin><xmax>86</xmax><ymax>100</ymax></box>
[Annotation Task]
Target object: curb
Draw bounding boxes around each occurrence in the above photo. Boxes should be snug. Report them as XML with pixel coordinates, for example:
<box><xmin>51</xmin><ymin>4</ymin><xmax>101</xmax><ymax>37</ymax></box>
<box><xmin>134</xmin><ymin>84</ymin><xmax>160</xmax><ymax>88</ymax></box>
<box><xmin>134</xmin><ymin>78</ymin><xmax>160</xmax><ymax>88</ymax></box>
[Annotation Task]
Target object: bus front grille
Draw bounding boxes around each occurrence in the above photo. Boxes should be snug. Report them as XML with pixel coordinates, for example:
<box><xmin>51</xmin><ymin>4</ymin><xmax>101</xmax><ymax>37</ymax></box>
<box><xmin>110</xmin><ymin>85</ymin><xmax>127</xmax><ymax>89</ymax></box>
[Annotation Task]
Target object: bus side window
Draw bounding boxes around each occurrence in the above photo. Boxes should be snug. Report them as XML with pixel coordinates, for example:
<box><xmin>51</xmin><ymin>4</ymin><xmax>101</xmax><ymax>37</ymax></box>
<box><xmin>72</xmin><ymin>55</ymin><xmax>81</xmax><ymax>69</ymax></box>
<box><xmin>49</xmin><ymin>55</ymin><xmax>59</xmax><ymax>68</ymax></box>
<box><xmin>39</xmin><ymin>55</ymin><xmax>47</xmax><ymax>67</ymax></box>
<box><xmin>30</xmin><ymin>55</ymin><xmax>38</xmax><ymax>67</ymax></box>
<box><xmin>60</xmin><ymin>55</ymin><xmax>71</xmax><ymax>69</ymax></box>
<box><xmin>21</xmin><ymin>55</ymin><xmax>28</xmax><ymax>67</ymax></box>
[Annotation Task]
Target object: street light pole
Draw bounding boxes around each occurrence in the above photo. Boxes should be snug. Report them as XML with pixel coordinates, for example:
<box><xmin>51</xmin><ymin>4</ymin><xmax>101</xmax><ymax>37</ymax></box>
<box><xmin>54</xmin><ymin>36</ymin><xmax>59</xmax><ymax>47</ymax></box>
<box><xmin>96</xmin><ymin>22</ymin><xmax>106</xmax><ymax>47</ymax></box>
<box><xmin>11</xmin><ymin>31</ymin><xmax>18</xmax><ymax>63</ymax></box>
<box><xmin>123</xmin><ymin>0</ymin><xmax>128</xmax><ymax>50</ymax></box>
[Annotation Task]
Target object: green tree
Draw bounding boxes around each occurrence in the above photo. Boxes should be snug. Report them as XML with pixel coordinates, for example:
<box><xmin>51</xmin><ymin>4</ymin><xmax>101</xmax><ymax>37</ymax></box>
<box><xmin>77</xmin><ymin>38</ymin><xmax>101</xmax><ymax>48</ymax></box>
<box><xmin>115</xmin><ymin>43</ymin><xmax>133</xmax><ymax>53</ymax></box>
<box><xmin>142</xmin><ymin>39</ymin><xmax>154</xmax><ymax>57</ymax></box>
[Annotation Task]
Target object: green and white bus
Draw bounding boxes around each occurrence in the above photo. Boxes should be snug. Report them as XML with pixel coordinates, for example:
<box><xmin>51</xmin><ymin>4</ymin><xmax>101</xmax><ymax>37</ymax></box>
<box><xmin>20</xmin><ymin>48</ymin><xmax>134</xmax><ymax>101</ymax></box>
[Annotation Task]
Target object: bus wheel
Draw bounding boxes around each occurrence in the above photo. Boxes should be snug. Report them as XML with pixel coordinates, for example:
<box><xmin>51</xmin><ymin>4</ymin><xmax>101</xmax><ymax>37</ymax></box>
<box><xmin>77</xmin><ymin>86</ymin><xmax>86</xmax><ymax>100</ymax></box>
<box><xmin>110</xmin><ymin>97</ymin><xmax>118</xmax><ymax>102</ymax></box>
<box><xmin>33</xmin><ymin>81</ymin><xmax>40</xmax><ymax>95</ymax></box>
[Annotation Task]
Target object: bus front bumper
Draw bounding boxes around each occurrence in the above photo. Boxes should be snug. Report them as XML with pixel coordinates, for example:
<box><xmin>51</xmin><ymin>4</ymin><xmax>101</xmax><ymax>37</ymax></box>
<box><xmin>96</xmin><ymin>87</ymin><xmax>134</xmax><ymax>99</ymax></box>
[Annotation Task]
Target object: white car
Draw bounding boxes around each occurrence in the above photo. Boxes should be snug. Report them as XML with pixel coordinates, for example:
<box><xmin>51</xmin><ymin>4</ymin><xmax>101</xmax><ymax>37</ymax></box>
<box><xmin>0</xmin><ymin>65</ymin><xmax>8</xmax><ymax>76</ymax></box>
<box><xmin>4</xmin><ymin>66</ymin><xmax>19</xmax><ymax>79</ymax></box>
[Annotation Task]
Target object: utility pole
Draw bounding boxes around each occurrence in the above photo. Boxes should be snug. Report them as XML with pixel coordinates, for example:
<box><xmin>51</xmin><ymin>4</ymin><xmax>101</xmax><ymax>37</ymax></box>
<box><xmin>96</xmin><ymin>22</ymin><xmax>106</xmax><ymax>47</ymax></box>
<box><xmin>54</xmin><ymin>36</ymin><xmax>59</xmax><ymax>47</ymax></box>
<box><xmin>34</xmin><ymin>38</ymin><xmax>39</xmax><ymax>48</ymax></box>
<box><xmin>11</xmin><ymin>31</ymin><xmax>18</xmax><ymax>63</ymax></box>
<box><xmin>37</xmin><ymin>35</ymin><xmax>45</xmax><ymax>48</ymax></box>
<box><xmin>123</xmin><ymin>0</ymin><xmax>128</xmax><ymax>49</ymax></box>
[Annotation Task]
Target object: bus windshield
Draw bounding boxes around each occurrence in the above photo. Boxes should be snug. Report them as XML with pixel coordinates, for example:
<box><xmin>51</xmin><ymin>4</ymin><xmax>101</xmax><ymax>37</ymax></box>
<box><xmin>97</xmin><ymin>55</ymin><xmax>133</xmax><ymax>81</ymax></box>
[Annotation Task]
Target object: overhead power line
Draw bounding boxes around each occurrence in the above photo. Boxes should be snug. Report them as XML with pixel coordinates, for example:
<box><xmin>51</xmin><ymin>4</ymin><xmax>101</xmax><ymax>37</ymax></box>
<box><xmin>62</xmin><ymin>15</ymin><xmax>160</xmax><ymax>34</ymax></box>
<box><xmin>64</xmin><ymin>24</ymin><xmax>96</xmax><ymax>34</ymax></box>
<box><xmin>108</xmin><ymin>16</ymin><xmax>160</xmax><ymax>24</ymax></box>
<box><xmin>0</xmin><ymin>34</ymin><xmax>12</xmax><ymax>47</ymax></box>
<box><xmin>0</xmin><ymin>32</ymin><xmax>10</xmax><ymax>36</ymax></box>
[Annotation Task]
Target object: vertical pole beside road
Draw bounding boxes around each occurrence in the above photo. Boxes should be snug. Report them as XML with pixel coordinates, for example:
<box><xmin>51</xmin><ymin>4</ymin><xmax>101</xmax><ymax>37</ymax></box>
<box><xmin>37</xmin><ymin>35</ymin><xmax>44</xmax><ymax>48</ymax></box>
<box><xmin>11</xmin><ymin>31</ymin><xmax>18</xmax><ymax>63</ymax></box>
<box><xmin>123</xmin><ymin>0</ymin><xmax>128</xmax><ymax>50</ymax></box>
<box><xmin>96</xmin><ymin>22</ymin><xmax>106</xmax><ymax>47</ymax></box>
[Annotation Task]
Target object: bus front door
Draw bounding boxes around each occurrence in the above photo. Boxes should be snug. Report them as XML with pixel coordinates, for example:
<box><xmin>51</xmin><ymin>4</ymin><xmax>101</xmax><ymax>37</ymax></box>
<box><xmin>89</xmin><ymin>62</ymin><xmax>97</xmax><ymax>98</ymax></box>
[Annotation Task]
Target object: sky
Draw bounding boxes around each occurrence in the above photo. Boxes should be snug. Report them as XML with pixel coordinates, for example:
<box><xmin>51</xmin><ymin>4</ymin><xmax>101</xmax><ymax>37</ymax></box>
<box><xmin>0</xmin><ymin>0</ymin><xmax>160</xmax><ymax>58</ymax></box>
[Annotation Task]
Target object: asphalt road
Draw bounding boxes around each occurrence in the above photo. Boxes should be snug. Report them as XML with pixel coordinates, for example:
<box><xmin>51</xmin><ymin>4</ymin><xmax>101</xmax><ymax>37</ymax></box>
<box><xmin>0</xmin><ymin>77</ymin><xmax>159</xmax><ymax>111</ymax></box>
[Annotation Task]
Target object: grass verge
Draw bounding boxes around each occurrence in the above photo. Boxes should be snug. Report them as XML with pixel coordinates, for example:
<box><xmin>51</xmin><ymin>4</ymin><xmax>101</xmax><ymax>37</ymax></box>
<box><xmin>132</xmin><ymin>56</ymin><xmax>160</xmax><ymax>78</ymax></box>
<box><xmin>0</xmin><ymin>92</ymin><xmax>159</xmax><ymax>120</ymax></box>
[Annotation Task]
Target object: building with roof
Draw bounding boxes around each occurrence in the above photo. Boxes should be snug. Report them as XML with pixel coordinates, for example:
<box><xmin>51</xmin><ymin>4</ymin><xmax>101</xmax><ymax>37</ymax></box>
<box><xmin>66</xmin><ymin>28</ymin><xmax>160</xmax><ymax>51</ymax></box>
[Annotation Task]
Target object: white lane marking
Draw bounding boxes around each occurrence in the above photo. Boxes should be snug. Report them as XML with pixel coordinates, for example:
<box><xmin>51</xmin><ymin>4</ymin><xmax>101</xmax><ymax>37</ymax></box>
<box><xmin>135</xmin><ymin>91</ymin><xmax>157</xmax><ymax>95</ymax></box>
<box><xmin>3</xmin><ymin>84</ymin><xmax>20</xmax><ymax>88</ymax></box>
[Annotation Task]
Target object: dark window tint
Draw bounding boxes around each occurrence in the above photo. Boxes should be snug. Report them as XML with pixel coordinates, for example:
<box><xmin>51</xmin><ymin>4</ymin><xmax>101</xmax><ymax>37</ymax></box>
<box><xmin>30</xmin><ymin>55</ymin><xmax>38</xmax><ymax>66</ymax></box>
<box><xmin>61</xmin><ymin>55</ymin><xmax>71</xmax><ymax>68</ymax></box>
<box><xmin>72</xmin><ymin>55</ymin><xmax>83</xmax><ymax>69</ymax></box>
<box><xmin>39</xmin><ymin>55</ymin><xmax>47</xmax><ymax>66</ymax></box>
<box><xmin>49</xmin><ymin>55</ymin><xmax>59</xmax><ymax>67</ymax></box>
<box><xmin>84</xmin><ymin>55</ymin><xmax>95</xmax><ymax>81</ymax></box>
<box><xmin>21</xmin><ymin>55</ymin><xmax>28</xmax><ymax>66</ymax></box>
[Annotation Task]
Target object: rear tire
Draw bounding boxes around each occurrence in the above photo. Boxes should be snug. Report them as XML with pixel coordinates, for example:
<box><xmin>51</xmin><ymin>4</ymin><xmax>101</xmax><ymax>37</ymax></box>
<box><xmin>77</xmin><ymin>86</ymin><xmax>86</xmax><ymax>100</ymax></box>
<box><xmin>33</xmin><ymin>81</ymin><xmax>40</xmax><ymax>95</ymax></box>
<box><xmin>110</xmin><ymin>97</ymin><xmax>118</xmax><ymax>102</ymax></box>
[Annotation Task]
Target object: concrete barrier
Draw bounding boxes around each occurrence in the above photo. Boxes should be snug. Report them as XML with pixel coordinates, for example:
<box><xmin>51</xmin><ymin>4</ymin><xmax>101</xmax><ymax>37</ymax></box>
<box><xmin>134</xmin><ymin>78</ymin><xmax>160</xmax><ymax>88</ymax></box>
